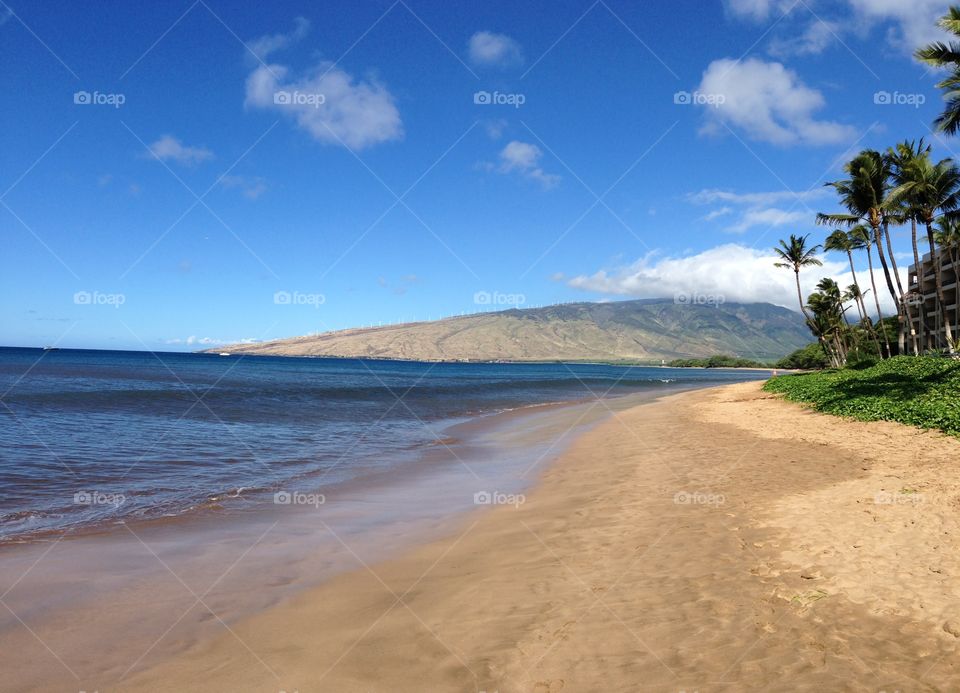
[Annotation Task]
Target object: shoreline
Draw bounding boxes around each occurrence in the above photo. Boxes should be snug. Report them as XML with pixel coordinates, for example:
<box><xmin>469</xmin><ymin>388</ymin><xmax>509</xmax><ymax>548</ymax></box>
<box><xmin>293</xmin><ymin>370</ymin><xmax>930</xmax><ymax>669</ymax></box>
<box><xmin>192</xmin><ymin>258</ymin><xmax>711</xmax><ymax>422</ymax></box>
<box><xmin>0</xmin><ymin>385</ymin><xmax>690</xmax><ymax>691</ymax></box>
<box><xmin>0</xmin><ymin>388</ymin><xmax>679</xmax><ymax>547</ymax></box>
<box><xmin>116</xmin><ymin>381</ymin><xmax>960</xmax><ymax>691</ymax></box>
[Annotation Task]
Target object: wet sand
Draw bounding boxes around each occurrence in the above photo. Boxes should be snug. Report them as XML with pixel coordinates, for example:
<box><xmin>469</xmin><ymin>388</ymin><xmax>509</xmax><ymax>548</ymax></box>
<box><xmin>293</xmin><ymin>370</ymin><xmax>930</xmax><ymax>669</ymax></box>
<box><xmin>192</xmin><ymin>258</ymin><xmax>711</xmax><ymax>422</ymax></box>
<box><xmin>0</xmin><ymin>388</ymin><xmax>676</xmax><ymax>691</ymax></box>
<box><xmin>116</xmin><ymin>381</ymin><xmax>960</xmax><ymax>691</ymax></box>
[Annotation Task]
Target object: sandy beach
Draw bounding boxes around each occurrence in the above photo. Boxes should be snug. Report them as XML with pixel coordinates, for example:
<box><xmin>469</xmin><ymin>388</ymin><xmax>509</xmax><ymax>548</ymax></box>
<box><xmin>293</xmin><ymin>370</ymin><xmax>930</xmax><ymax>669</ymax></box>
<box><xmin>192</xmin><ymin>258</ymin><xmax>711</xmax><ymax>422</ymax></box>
<box><xmin>108</xmin><ymin>382</ymin><xmax>960</xmax><ymax>691</ymax></box>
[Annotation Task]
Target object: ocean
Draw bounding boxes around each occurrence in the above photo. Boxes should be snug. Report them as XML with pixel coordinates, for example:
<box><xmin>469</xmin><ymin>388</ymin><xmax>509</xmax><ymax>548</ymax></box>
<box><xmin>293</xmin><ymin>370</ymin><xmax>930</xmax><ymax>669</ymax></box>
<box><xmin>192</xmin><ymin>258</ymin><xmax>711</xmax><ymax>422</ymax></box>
<box><xmin>0</xmin><ymin>347</ymin><xmax>770</xmax><ymax>541</ymax></box>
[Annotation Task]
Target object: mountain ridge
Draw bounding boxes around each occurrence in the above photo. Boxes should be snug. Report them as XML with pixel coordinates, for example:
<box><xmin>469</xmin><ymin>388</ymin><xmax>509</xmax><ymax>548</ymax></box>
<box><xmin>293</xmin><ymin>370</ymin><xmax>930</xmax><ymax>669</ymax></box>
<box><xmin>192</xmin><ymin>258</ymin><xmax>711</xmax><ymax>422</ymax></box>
<box><xmin>211</xmin><ymin>298</ymin><xmax>810</xmax><ymax>362</ymax></box>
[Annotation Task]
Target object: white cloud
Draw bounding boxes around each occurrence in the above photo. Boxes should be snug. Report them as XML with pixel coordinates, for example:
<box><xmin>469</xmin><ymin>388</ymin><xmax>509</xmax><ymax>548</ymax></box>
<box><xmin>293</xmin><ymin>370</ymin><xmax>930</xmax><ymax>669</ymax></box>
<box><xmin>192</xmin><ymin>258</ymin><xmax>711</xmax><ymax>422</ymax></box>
<box><xmin>568</xmin><ymin>243</ymin><xmax>903</xmax><ymax>316</ymax></box>
<box><xmin>468</xmin><ymin>31</ymin><xmax>523</xmax><ymax>68</ymax></box>
<box><xmin>728</xmin><ymin>0</ymin><xmax>951</xmax><ymax>55</ymax></box>
<box><xmin>494</xmin><ymin>140</ymin><xmax>560</xmax><ymax>189</ymax></box>
<box><xmin>568</xmin><ymin>244</ymin><xmax>847</xmax><ymax>310</ymax></box>
<box><xmin>724</xmin><ymin>0</ymin><xmax>796</xmax><ymax>21</ymax></box>
<box><xmin>245</xmin><ymin>61</ymin><xmax>402</xmax><ymax>149</ymax></box>
<box><xmin>695</xmin><ymin>57</ymin><xmax>857</xmax><ymax>146</ymax></box>
<box><xmin>145</xmin><ymin>135</ymin><xmax>214</xmax><ymax>165</ymax></box>
<box><xmin>500</xmin><ymin>141</ymin><xmax>540</xmax><ymax>169</ymax></box>
<box><xmin>246</xmin><ymin>16</ymin><xmax>309</xmax><ymax>61</ymax></box>
<box><xmin>220</xmin><ymin>174</ymin><xmax>267</xmax><ymax>199</ymax></box>
<box><xmin>848</xmin><ymin>0</ymin><xmax>951</xmax><ymax>52</ymax></box>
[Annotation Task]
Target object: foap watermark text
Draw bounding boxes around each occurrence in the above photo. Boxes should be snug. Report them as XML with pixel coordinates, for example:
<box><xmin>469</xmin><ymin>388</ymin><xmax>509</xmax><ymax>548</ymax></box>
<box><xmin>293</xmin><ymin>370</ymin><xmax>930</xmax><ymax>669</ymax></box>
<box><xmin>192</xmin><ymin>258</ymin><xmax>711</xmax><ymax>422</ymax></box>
<box><xmin>74</xmin><ymin>490</ymin><xmax>126</xmax><ymax>507</ymax></box>
<box><xmin>674</xmin><ymin>90</ymin><xmax>725</xmax><ymax>107</ymax></box>
<box><xmin>474</xmin><ymin>290</ymin><xmax>525</xmax><ymax>306</ymax></box>
<box><xmin>674</xmin><ymin>490</ymin><xmax>725</xmax><ymax>507</ymax></box>
<box><xmin>274</xmin><ymin>490</ymin><xmax>325</xmax><ymax>508</ymax></box>
<box><xmin>74</xmin><ymin>291</ymin><xmax>125</xmax><ymax>308</ymax></box>
<box><xmin>274</xmin><ymin>290</ymin><xmax>325</xmax><ymax>308</ymax></box>
<box><xmin>474</xmin><ymin>490</ymin><xmax>525</xmax><ymax>507</ymax></box>
<box><xmin>474</xmin><ymin>90</ymin><xmax>525</xmax><ymax>108</ymax></box>
<box><xmin>674</xmin><ymin>292</ymin><xmax>724</xmax><ymax>307</ymax></box>
<box><xmin>74</xmin><ymin>90</ymin><xmax>125</xmax><ymax>108</ymax></box>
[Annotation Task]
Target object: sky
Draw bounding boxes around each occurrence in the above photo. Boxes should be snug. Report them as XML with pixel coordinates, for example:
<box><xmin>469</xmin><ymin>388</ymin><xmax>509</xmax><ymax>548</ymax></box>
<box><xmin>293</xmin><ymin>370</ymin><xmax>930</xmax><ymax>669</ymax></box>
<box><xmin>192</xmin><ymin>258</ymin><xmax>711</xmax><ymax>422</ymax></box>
<box><xmin>2</xmin><ymin>0</ymin><xmax>958</xmax><ymax>350</ymax></box>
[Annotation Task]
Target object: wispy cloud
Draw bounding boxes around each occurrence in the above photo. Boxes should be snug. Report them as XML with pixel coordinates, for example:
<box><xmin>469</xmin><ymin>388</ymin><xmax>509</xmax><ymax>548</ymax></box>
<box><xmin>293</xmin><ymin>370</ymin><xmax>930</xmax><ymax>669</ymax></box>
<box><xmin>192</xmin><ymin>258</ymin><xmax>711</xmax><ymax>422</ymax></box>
<box><xmin>219</xmin><ymin>174</ymin><xmax>267</xmax><ymax>199</ymax></box>
<box><xmin>726</xmin><ymin>208</ymin><xmax>808</xmax><ymax>233</ymax></box>
<box><xmin>768</xmin><ymin>19</ymin><xmax>840</xmax><ymax>58</ymax></box>
<box><xmin>723</xmin><ymin>0</ymin><xmax>796</xmax><ymax>22</ymax></box>
<box><xmin>691</xmin><ymin>187</ymin><xmax>827</xmax><ymax>233</ymax></box>
<box><xmin>726</xmin><ymin>0</ymin><xmax>951</xmax><ymax>55</ymax></box>
<box><xmin>246</xmin><ymin>16</ymin><xmax>310</xmax><ymax>61</ymax></box>
<box><xmin>144</xmin><ymin>135</ymin><xmax>214</xmax><ymax>166</ymax></box>
<box><xmin>690</xmin><ymin>188</ymin><xmax>826</xmax><ymax>207</ymax></box>
<box><xmin>165</xmin><ymin>335</ymin><xmax>221</xmax><ymax>346</ymax></box>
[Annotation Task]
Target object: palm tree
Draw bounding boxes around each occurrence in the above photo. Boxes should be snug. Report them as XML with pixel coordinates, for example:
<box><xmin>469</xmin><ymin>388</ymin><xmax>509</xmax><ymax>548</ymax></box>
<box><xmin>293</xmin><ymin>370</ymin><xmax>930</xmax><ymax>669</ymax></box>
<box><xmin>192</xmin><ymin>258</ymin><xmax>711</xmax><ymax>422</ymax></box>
<box><xmin>819</xmin><ymin>150</ymin><xmax>902</xmax><ymax>354</ymax></box>
<box><xmin>822</xmin><ymin>228</ymin><xmax>888</xmax><ymax>358</ymax></box>
<box><xmin>935</xmin><ymin>217</ymin><xmax>960</xmax><ymax>340</ymax></box>
<box><xmin>916</xmin><ymin>7</ymin><xmax>960</xmax><ymax>135</ymax></box>
<box><xmin>851</xmin><ymin>224</ymin><xmax>892</xmax><ymax>357</ymax></box>
<box><xmin>888</xmin><ymin>153</ymin><xmax>960</xmax><ymax>352</ymax></box>
<box><xmin>881</xmin><ymin>210</ymin><xmax>913</xmax><ymax>354</ymax></box>
<box><xmin>824</xmin><ymin>229</ymin><xmax>867</xmax><ymax>321</ymax></box>
<box><xmin>807</xmin><ymin>278</ymin><xmax>848</xmax><ymax>367</ymax></box>
<box><xmin>774</xmin><ymin>234</ymin><xmax>823</xmax><ymax>333</ymax></box>
<box><xmin>935</xmin><ymin>216</ymin><xmax>960</xmax><ymax>286</ymax></box>
<box><xmin>887</xmin><ymin>139</ymin><xmax>933</xmax><ymax>353</ymax></box>
<box><xmin>846</xmin><ymin>284</ymin><xmax>866</xmax><ymax>322</ymax></box>
<box><xmin>818</xmin><ymin>151</ymin><xmax>901</xmax><ymax>309</ymax></box>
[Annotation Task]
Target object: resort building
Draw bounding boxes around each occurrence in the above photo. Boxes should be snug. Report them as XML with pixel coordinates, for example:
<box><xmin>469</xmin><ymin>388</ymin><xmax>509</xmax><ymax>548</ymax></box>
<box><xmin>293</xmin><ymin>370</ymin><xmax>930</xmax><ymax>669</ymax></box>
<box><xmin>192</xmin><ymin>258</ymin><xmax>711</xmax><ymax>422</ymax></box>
<box><xmin>905</xmin><ymin>249</ymin><xmax>959</xmax><ymax>352</ymax></box>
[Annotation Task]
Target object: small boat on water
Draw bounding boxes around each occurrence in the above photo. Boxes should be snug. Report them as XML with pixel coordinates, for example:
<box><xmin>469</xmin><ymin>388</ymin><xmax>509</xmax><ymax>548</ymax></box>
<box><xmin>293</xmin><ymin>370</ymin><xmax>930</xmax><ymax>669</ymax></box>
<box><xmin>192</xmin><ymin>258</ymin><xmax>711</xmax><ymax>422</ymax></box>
<box><xmin>218</xmin><ymin>352</ymin><xmax>231</xmax><ymax>356</ymax></box>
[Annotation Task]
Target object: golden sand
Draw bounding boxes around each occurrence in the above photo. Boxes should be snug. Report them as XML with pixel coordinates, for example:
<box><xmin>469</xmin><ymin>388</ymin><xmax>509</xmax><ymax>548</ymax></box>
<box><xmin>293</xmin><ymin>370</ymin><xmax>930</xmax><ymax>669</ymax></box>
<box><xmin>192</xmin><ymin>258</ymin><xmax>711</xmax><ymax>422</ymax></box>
<box><xmin>120</xmin><ymin>382</ymin><xmax>960</xmax><ymax>691</ymax></box>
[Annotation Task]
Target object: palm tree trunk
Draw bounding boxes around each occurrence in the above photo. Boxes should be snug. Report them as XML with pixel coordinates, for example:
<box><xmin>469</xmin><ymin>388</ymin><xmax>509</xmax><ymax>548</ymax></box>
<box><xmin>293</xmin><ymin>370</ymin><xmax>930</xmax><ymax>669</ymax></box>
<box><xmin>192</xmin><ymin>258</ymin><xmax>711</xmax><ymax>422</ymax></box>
<box><xmin>846</xmin><ymin>251</ymin><xmax>866</xmax><ymax>320</ymax></box>
<box><xmin>794</xmin><ymin>271</ymin><xmax>814</xmax><ymax>331</ymax></box>
<box><xmin>882</xmin><ymin>222</ymin><xmax>913</xmax><ymax>356</ymax></box>
<box><xmin>926</xmin><ymin>221</ymin><xmax>956</xmax><ymax>353</ymax></box>
<box><xmin>847</xmin><ymin>249</ymin><xmax>881</xmax><ymax>354</ymax></box>
<box><xmin>910</xmin><ymin>216</ymin><xmax>926</xmax><ymax>354</ymax></box>
<box><xmin>865</xmin><ymin>241</ymin><xmax>891</xmax><ymax>357</ymax></box>
<box><xmin>872</xmin><ymin>224</ymin><xmax>900</xmax><ymax>306</ymax></box>
<box><xmin>837</xmin><ymin>303</ymin><xmax>853</xmax><ymax>364</ymax></box>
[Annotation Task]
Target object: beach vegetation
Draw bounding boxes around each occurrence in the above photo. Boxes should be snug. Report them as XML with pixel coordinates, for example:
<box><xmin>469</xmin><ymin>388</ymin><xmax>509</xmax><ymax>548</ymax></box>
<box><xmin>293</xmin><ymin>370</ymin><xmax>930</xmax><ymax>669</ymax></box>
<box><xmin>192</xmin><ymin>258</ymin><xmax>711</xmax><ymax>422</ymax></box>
<box><xmin>666</xmin><ymin>355</ymin><xmax>769</xmax><ymax>368</ymax></box>
<box><xmin>764</xmin><ymin>356</ymin><xmax>960</xmax><ymax>436</ymax></box>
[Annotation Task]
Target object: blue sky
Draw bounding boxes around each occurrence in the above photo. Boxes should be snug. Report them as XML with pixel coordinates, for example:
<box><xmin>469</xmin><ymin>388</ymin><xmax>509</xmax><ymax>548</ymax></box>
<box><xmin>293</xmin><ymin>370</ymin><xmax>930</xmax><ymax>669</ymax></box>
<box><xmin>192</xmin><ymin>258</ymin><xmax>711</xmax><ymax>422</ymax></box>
<box><xmin>2</xmin><ymin>0</ymin><xmax>957</xmax><ymax>350</ymax></box>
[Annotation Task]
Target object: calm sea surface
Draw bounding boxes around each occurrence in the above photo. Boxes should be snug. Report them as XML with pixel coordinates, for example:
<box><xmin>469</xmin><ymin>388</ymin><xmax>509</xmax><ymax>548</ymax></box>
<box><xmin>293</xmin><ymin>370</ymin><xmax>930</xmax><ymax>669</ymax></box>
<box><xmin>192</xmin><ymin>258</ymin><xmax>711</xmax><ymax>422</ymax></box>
<box><xmin>0</xmin><ymin>347</ymin><xmax>769</xmax><ymax>541</ymax></box>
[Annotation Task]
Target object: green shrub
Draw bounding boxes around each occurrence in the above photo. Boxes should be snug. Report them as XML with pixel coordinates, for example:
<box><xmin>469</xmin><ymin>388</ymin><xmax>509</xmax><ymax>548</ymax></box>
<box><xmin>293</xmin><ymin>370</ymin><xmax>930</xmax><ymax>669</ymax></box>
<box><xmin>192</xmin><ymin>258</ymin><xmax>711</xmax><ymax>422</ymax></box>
<box><xmin>667</xmin><ymin>354</ymin><xmax>770</xmax><ymax>368</ymax></box>
<box><xmin>775</xmin><ymin>343</ymin><xmax>831</xmax><ymax>370</ymax></box>
<box><xmin>763</xmin><ymin>356</ymin><xmax>960</xmax><ymax>436</ymax></box>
